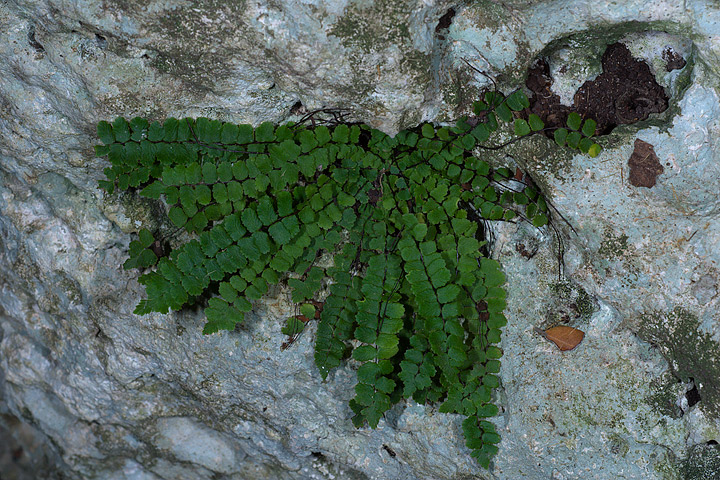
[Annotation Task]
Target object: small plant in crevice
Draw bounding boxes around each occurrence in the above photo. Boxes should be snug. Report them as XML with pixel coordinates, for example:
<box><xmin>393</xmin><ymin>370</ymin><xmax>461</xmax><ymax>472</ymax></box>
<box><xmin>95</xmin><ymin>90</ymin><xmax>599</xmax><ymax>469</ymax></box>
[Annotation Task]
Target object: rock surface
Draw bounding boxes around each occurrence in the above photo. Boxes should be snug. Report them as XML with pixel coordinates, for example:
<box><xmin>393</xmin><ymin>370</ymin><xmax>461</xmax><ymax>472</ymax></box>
<box><xmin>1</xmin><ymin>0</ymin><xmax>720</xmax><ymax>479</ymax></box>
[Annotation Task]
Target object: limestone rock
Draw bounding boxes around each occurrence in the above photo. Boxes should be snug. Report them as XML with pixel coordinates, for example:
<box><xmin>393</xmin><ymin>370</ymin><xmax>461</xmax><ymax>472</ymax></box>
<box><xmin>2</xmin><ymin>0</ymin><xmax>720</xmax><ymax>479</ymax></box>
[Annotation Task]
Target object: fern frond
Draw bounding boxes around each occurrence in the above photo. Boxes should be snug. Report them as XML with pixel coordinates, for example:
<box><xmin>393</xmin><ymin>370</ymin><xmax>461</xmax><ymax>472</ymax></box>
<box><xmin>97</xmin><ymin>89</ymin><xmax>602</xmax><ymax>469</ymax></box>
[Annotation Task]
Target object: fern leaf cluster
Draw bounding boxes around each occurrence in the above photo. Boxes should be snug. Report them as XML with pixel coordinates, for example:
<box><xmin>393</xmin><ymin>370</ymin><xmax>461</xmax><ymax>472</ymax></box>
<box><xmin>96</xmin><ymin>90</ymin><xmax>599</xmax><ymax>469</ymax></box>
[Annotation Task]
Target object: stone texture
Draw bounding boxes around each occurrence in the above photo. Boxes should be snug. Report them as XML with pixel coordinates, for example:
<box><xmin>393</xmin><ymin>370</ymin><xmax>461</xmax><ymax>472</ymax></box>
<box><xmin>2</xmin><ymin>0</ymin><xmax>720</xmax><ymax>479</ymax></box>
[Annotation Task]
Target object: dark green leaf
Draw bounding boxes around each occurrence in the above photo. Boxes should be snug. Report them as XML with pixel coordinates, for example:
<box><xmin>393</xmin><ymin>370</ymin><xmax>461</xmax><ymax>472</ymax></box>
<box><xmin>514</xmin><ymin>119</ymin><xmax>531</xmax><ymax>136</ymax></box>
<box><xmin>237</xmin><ymin>124</ymin><xmax>254</xmax><ymax>144</ymax></box>
<box><xmin>202</xmin><ymin>163</ymin><xmax>217</xmax><ymax>183</ymax></box>
<box><xmin>97</xmin><ymin>121</ymin><xmax>114</xmax><ymax>145</ymax></box>
<box><xmin>147</xmin><ymin>121</ymin><xmax>164</xmax><ymax>142</ymax></box>
<box><xmin>241</xmin><ymin>209</ymin><xmax>262</xmax><ymax>232</ymax></box>
<box><xmin>332</xmin><ymin>124</ymin><xmax>349</xmax><ymax>143</ymax></box>
<box><xmin>268</xmin><ymin>221</ymin><xmax>291</xmax><ymax>244</ymax></box>
<box><xmin>217</xmin><ymin>162</ymin><xmax>233</xmax><ymax>182</ymax></box>
<box><xmin>567</xmin><ymin>112</ymin><xmax>582</xmax><ymax>131</ymax></box>
<box><xmin>168</xmin><ymin>206</ymin><xmax>187</xmax><ymax>227</ymax></box>
<box><xmin>473</xmin><ymin>100</ymin><xmax>488</xmax><ymax>115</ymax></box>
<box><xmin>461</xmin><ymin>135</ymin><xmax>475</xmax><ymax>150</ymax></box>
<box><xmin>567</xmin><ymin>131</ymin><xmax>581</xmax><ymax>149</ymax></box>
<box><xmin>128</xmin><ymin>117</ymin><xmax>148</xmax><ymax>141</ymax></box>
<box><xmin>177</xmin><ymin>118</ymin><xmax>192</xmax><ymax>141</ymax></box>
<box><xmin>504</xmin><ymin>90</ymin><xmax>529</xmax><ymax>111</ymax></box>
<box><xmin>532</xmin><ymin>213</ymin><xmax>548</xmax><ymax>227</ymax></box>
<box><xmin>477</xmin><ymin>403</ymin><xmax>499</xmax><ymax>417</ymax></box>
<box><xmin>582</xmin><ymin>118</ymin><xmax>597</xmax><ymax>137</ymax></box>
<box><xmin>495</xmin><ymin>103</ymin><xmax>512</xmax><ymax>123</ymax></box>
<box><xmin>112</xmin><ymin>117</ymin><xmax>131</xmax><ymax>143</ymax></box>
<box><xmin>528</xmin><ymin>114</ymin><xmax>544</xmax><ymax>131</ymax></box>
<box><xmin>140</xmin><ymin>181</ymin><xmax>165</xmax><ymax>199</ymax></box>
<box><xmin>554</xmin><ymin>128</ymin><xmax>568</xmax><ymax>147</ymax></box>
<box><xmin>421</xmin><ymin>123</ymin><xmax>435</xmax><ymax>138</ymax></box>
<box><xmin>163</xmin><ymin>118</ymin><xmax>179</xmax><ymax>141</ymax></box>
<box><xmin>578</xmin><ymin>137</ymin><xmax>593</xmax><ymax>154</ymax></box>
<box><xmin>213</xmin><ymin>183</ymin><xmax>228</xmax><ymax>204</ymax></box>
<box><xmin>315</xmin><ymin>125</ymin><xmax>331</xmax><ymax>146</ymax></box>
<box><xmin>353</xmin><ymin>345</ymin><xmax>377</xmax><ymax>361</ymax></box>
<box><xmin>282</xmin><ymin>317</ymin><xmax>305</xmax><ymax>336</ymax></box>
<box><xmin>471</xmin><ymin>124</ymin><xmax>489</xmax><ymax>143</ymax></box>
<box><xmin>255</xmin><ymin>122</ymin><xmax>276</xmax><ymax>142</ymax></box>
<box><xmin>138</xmin><ymin>229</ymin><xmax>154</xmax><ymax>248</ymax></box>
<box><xmin>221</xmin><ymin>123</ymin><xmax>239</xmax><ymax>144</ymax></box>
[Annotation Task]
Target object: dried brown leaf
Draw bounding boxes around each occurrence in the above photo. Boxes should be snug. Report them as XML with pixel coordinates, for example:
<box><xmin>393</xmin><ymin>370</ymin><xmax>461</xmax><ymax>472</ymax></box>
<box><xmin>534</xmin><ymin>325</ymin><xmax>585</xmax><ymax>351</ymax></box>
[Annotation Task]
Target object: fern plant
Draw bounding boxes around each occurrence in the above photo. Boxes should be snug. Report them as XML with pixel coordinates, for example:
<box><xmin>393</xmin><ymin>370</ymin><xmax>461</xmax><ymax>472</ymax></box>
<box><xmin>95</xmin><ymin>90</ymin><xmax>599</xmax><ymax>469</ymax></box>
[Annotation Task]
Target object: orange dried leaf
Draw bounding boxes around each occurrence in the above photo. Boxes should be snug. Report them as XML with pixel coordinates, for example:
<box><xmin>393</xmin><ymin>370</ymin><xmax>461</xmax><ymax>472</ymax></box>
<box><xmin>535</xmin><ymin>325</ymin><xmax>585</xmax><ymax>351</ymax></box>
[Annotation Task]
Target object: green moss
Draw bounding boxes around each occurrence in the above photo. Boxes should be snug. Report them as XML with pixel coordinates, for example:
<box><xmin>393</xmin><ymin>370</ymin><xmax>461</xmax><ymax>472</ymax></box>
<box><xmin>567</xmin><ymin>390</ymin><xmax>627</xmax><ymax>431</ymax></box>
<box><xmin>647</xmin><ymin>371</ymin><xmax>685</xmax><ymax>418</ymax></box>
<box><xmin>573</xmin><ymin>287</ymin><xmax>596</xmax><ymax>319</ymax></box>
<box><xmin>638</xmin><ymin>307</ymin><xmax>720</xmax><ymax>419</ymax></box>
<box><xmin>652</xmin><ymin>449</ymin><xmax>682</xmax><ymax>480</ymax></box>
<box><xmin>598</xmin><ymin>227</ymin><xmax>629</xmax><ymax>260</ymax></box>
<box><xmin>608</xmin><ymin>433</ymin><xmax>630</xmax><ymax>456</ymax></box>
<box><xmin>328</xmin><ymin>0</ymin><xmax>432</xmax><ymax>128</ymax></box>
<box><xmin>441</xmin><ymin>67</ymin><xmax>480</xmax><ymax>120</ymax></box>
<box><xmin>11</xmin><ymin>244</ymin><xmax>41</xmax><ymax>285</ymax></box>
<box><xmin>466</xmin><ymin>0</ymin><xmax>515</xmax><ymax>32</ymax></box>
<box><xmin>558</xmin><ymin>349</ymin><xmax>686</xmax><ymax>446</ymax></box>
<box><xmin>150</xmin><ymin>51</ymin><xmax>233</xmax><ymax>93</ymax></box>
<box><xmin>682</xmin><ymin>443</ymin><xmax>720</xmax><ymax>480</ymax></box>
<box><xmin>56</xmin><ymin>271</ymin><xmax>83</xmax><ymax>306</ymax></box>
<box><xmin>538</xmin><ymin>21</ymin><xmax>691</xmax><ymax>63</ymax></box>
<box><xmin>546</xmin><ymin>280</ymin><xmax>597</xmax><ymax>323</ymax></box>
<box><xmin>20</xmin><ymin>407</ymin><xmax>34</xmax><ymax>425</ymax></box>
<box><xmin>96</xmin><ymin>0</ymin><xmax>256</xmax><ymax>108</ymax></box>
<box><xmin>330</xmin><ymin>0</ymin><xmax>414</xmax><ymax>53</ymax></box>
<box><xmin>133</xmin><ymin>0</ymin><xmax>247</xmax><ymax>91</ymax></box>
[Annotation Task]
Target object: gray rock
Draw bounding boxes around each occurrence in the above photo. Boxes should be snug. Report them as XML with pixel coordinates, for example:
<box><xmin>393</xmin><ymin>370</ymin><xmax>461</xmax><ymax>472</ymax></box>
<box><xmin>2</xmin><ymin>0</ymin><xmax>720</xmax><ymax>479</ymax></box>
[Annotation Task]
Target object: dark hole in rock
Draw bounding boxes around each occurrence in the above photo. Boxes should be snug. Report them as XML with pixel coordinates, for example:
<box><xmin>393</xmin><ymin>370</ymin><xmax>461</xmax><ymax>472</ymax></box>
<box><xmin>11</xmin><ymin>447</ymin><xmax>24</xmax><ymax>461</ymax></box>
<box><xmin>663</xmin><ymin>46</ymin><xmax>686</xmax><ymax>71</ymax></box>
<box><xmin>95</xmin><ymin>33</ymin><xmax>107</xmax><ymax>49</ymax></box>
<box><xmin>687</xmin><ymin>379</ymin><xmax>701</xmax><ymax>408</ymax></box>
<box><xmin>358</xmin><ymin>128</ymin><xmax>372</xmax><ymax>149</ymax></box>
<box><xmin>289</xmin><ymin>101</ymin><xmax>304</xmax><ymax>115</ymax></box>
<box><xmin>435</xmin><ymin>8</ymin><xmax>456</xmax><ymax>38</ymax></box>
<box><xmin>527</xmin><ymin>42</ymin><xmax>669</xmax><ymax>136</ymax></box>
<box><xmin>515</xmin><ymin>240</ymin><xmax>538</xmax><ymax>259</ymax></box>
<box><xmin>708</xmin><ymin>440</ymin><xmax>719</xmax><ymax>445</ymax></box>
<box><xmin>27</xmin><ymin>25</ymin><xmax>45</xmax><ymax>53</ymax></box>
<box><xmin>628</xmin><ymin>138</ymin><xmax>664</xmax><ymax>188</ymax></box>
<box><xmin>382</xmin><ymin>444</ymin><xmax>397</xmax><ymax>457</ymax></box>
